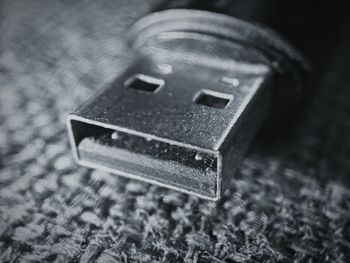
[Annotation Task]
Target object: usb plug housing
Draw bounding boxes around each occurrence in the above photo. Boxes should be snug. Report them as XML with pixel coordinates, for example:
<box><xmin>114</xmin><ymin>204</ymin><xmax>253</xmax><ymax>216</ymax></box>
<box><xmin>68</xmin><ymin>10</ymin><xmax>308</xmax><ymax>200</ymax></box>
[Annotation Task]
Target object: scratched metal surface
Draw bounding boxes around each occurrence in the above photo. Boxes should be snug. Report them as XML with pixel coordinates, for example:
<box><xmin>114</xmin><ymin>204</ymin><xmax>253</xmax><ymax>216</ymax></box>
<box><xmin>0</xmin><ymin>0</ymin><xmax>350</xmax><ymax>262</ymax></box>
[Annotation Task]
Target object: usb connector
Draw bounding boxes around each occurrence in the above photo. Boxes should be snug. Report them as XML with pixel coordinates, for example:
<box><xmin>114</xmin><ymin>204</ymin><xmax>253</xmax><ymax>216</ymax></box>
<box><xmin>67</xmin><ymin>10</ymin><xmax>309</xmax><ymax>200</ymax></box>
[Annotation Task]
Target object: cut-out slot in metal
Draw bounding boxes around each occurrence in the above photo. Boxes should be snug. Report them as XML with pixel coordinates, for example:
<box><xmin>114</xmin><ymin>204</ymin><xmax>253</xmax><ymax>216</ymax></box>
<box><xmin>194</xmin><ymin>90</ymin><xmax>233</xmax><ymax>109</ymax></box>
<box><xmin>124</xmin><ymin>74</ymin><xmax>164</xmax><ymax>93</ymax></box>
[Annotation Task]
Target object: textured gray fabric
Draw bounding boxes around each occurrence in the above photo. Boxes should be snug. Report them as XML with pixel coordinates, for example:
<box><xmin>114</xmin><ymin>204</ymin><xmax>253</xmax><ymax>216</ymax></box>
<box><xmin>0</xmin><ymin>0</ymin><xmax>350</xmax><ymax>262</ymax></box>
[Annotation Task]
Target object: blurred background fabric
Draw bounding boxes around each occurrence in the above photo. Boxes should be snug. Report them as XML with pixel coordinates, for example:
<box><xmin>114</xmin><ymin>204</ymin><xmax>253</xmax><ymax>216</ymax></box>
<box><xmin>0</xmin><ymin>0</ymin><xmax>350</xmax><ymax>262</ymax></box>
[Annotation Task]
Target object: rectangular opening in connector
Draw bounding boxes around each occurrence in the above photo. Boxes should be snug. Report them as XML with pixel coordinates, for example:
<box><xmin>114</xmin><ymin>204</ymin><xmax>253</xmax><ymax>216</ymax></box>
<box><xmin>124</xmin><ymin>74</ymin><xmax>164</xmax><ymax>93</ymax></box>
<box><xmin>68</xmin><ymin>119</ymin><xmax>219</xmax><ymax>198</ymax></box>
<box><xmin>194</xmin><ymin>90</ymin><xmax>233</xmax><ymax>109</ymax></box>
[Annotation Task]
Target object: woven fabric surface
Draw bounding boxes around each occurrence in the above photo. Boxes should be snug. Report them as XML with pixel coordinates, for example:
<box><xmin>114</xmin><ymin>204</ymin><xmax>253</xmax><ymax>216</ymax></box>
<box><xmin>0</xmin><ymin>0</ymin><xmax>350</xmax><ymax>262</ymax></box>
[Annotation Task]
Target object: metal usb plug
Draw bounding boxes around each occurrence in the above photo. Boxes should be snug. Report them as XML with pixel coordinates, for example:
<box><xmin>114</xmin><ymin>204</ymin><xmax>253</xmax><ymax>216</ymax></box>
<box><xmin>67</xmin><ymin>10</ymin><xmax>309</xmax><ymax>200</ymax></box>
